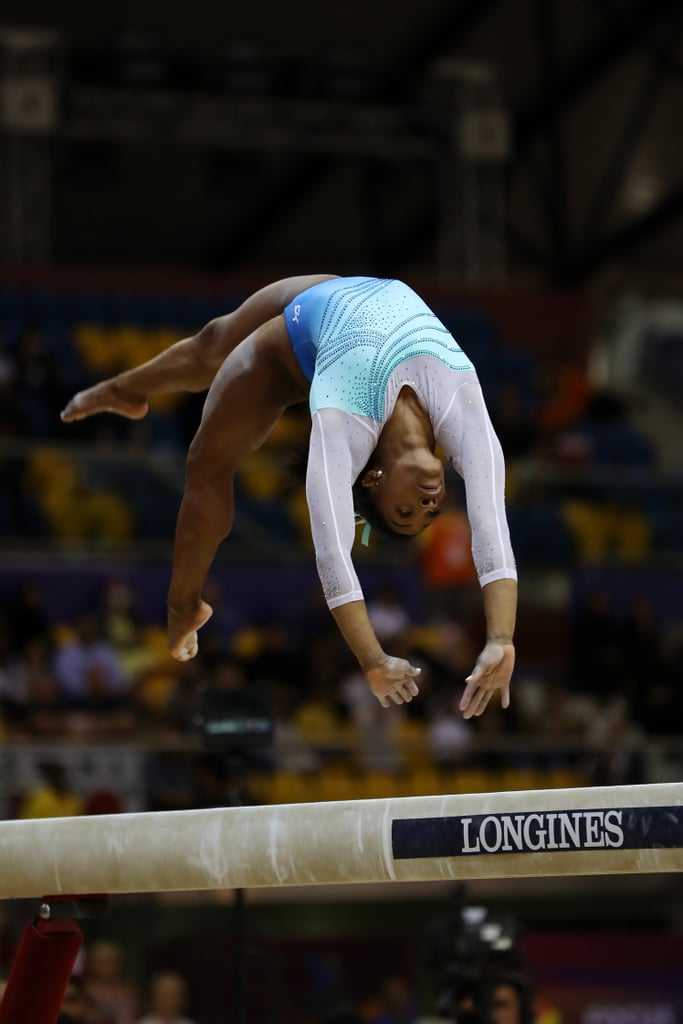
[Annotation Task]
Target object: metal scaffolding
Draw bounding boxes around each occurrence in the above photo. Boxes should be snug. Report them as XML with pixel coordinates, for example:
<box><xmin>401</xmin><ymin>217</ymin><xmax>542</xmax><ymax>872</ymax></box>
<box><xmin>435</xmin><ymin>60</ymin><xmax>511</xmax><ymax>285</ymax></box>
<box><xmin>0</xmin><ymin>26</ymin><xmax>61</xmax><ymax>265</ymax></box>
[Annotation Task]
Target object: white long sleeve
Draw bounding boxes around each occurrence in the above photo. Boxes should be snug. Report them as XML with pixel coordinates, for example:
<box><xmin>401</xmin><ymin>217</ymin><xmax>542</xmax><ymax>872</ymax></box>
<box><xmin>306</xmin><ymin>407</ymin><xmax>378</xmax><ymax>608</ymax></box>
<box><xmin>433</xmin><ymin>374</ymin><xmax>517</xmax><ymax>585</ymax></box>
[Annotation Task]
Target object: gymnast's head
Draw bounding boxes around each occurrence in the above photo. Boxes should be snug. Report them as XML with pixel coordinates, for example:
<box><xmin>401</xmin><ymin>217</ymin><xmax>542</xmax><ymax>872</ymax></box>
<box><xmin>287</xmin><ymin>439</ymin><xmax>444</xmax><ymax>542</ymax></box>
<box><xmin>353</xmin><ymin>449</ymin><xmax>445</xmax><ymax>539</ymax></box>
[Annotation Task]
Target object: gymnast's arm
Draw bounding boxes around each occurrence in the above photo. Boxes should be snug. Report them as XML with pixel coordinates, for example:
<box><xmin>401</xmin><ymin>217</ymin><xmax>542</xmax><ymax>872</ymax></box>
<box><xmin>435</xmin><ymin>375</ymin><xmax>518</xmax><ymax>718</ymax></box>
<box><xmin>331</xmin><ymin>602</ymin><xmax>422</xmax><ymax>708</ymax></box>
<box><xmin>60</xmin><ymin>273</ymin><xmax>338</xmax><ymax>422</ymax></box>
<box><xmin>306</xmin><ymin>408</ymin><xmax>421</xmax><ymax>707</ymax></box>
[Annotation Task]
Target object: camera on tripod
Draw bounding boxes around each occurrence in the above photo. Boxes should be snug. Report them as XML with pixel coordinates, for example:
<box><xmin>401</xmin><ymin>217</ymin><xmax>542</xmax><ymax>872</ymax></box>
<box><xmin>422</xmin><ymin>894</ymin><xmax>534</xmax><ymax>1024</ymax></box>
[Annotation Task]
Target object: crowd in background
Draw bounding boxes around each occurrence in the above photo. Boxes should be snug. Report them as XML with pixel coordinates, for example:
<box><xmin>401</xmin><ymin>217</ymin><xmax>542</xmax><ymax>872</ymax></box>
<box><xmin>0</xmin><ymin>905</ymin><xmax>552</xmax><ymax>1024</ymax></box>
<box><xmin>0</xmin><ymin>284</ymin><xmax>681</xmax><ymax>813</ymax></box>
<box><xmin>0</xmin><ymin>929</ymin><xmax>199</xmax><ymax>1023</ymax></box>
<box><xmin>0</xmin><ymin>561</ymin><xmax>680</xmax><ymax>817</ymax></box>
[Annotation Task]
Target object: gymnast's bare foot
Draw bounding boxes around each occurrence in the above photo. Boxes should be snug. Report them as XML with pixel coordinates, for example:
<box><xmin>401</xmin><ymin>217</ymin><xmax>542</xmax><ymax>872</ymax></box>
<box><xmin>168</xmin><ymin>600</ymin><xmax>214</xmax><ymax>661</ymax></box>
<box><xmin>60</xmin><ymin>379</ymin><xmax>149</xmax><ymax>422</ymax></box>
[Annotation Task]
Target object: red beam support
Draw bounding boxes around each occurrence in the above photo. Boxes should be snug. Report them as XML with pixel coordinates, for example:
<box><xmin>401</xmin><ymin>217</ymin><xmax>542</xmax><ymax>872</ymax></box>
<box><xmin>0</xmin><ymin>897</ymin><xmax>107</xmax><ymax>1024</ymax></box>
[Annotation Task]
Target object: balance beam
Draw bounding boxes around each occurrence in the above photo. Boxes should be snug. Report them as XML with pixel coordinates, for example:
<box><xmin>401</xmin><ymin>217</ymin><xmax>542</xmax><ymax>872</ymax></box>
<box><xmin>0</xmin><ymin>782</ymin><xmax>680</xmax><ymax>899</ymax></box>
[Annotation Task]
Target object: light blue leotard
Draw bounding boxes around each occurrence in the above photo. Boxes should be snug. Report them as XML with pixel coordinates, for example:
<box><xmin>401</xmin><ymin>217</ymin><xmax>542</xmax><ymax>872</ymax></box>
<box><xmin>284</xmin><ymin>276</ymin><xmax>473</xmax><ymax>420</ymax></box>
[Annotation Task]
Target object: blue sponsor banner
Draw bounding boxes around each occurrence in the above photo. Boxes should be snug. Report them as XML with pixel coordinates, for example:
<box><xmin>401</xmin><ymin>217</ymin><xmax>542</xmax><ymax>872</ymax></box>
<box><xmin>391</xmin><ymin>806</ymin><xmax>683</xmax><ymax>859</ymax></box>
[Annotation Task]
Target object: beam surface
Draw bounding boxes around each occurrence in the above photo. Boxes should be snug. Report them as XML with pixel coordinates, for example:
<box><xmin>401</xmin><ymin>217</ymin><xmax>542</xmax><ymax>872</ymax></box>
<box><xmin>0</xmin><ymin>783</ymin><xmax>680</xmax><ymax>900</ymax></box>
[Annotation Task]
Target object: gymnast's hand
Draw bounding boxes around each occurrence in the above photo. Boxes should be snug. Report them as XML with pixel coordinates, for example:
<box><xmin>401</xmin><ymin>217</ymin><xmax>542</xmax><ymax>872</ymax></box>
<box><xmin>168</xmin><ymin>600</ymin><xmax>214</xmax><ymax>661</ymax></box>
<box><xmin>459</xmin><ymin>639</ymin><xmax>515</xmax><ymax>719</ymax></box>
<box><xmin>60</xmin><ymin>378</ymin><xmax>149</xmax><ymax>422</ymax></box>
<box><xmin>366</xmin><ymin>656</ymin><xmax>421</xmax><ymax>708</ymax></box>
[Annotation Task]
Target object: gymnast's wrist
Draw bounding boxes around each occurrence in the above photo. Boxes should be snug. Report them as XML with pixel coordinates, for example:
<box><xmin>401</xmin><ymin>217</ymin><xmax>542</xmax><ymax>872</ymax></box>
<box><xmin>359</xmin><ymin>650</ymin><xmax>388</xmax><ymax>672</ymax></box>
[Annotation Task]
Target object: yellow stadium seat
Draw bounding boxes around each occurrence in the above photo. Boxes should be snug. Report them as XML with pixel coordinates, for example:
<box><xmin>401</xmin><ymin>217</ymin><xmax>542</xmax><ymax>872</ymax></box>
<box><xmin>404</xmin><ymin>768</ymin><xmax>443</xmax><ymax>797</ymax></box>
<box><xmin>362</xmin><ymin>772</ymin><xmax>403</xmax><ymax>800</ymax></box>
<box><xmin>318</xmin><ymin>768</ymin><xmax>363</xmax><ymax>802</ymax></box>
<box><xmin>268</xmin><ymin>773</ymin><xmax>316</xmax><ymax>805</ymax></box>
<box><xmin>499</xmin><ymin>767</ymin><xmax>548</xmax><ymax>792</ymax></box>
<box><xmin>545</xmin><ymin>767</ymin><xmax>586</xmax><ymax>789</ymax></box>
<box><xmin>73</xmin><ymin>324</ymin><xmax>123</xmax><ymax>372</ymax></box>
<box><xmin>395</xmin><ymin>719</ymin><xmax>430</xmax><ymax>771</ymax></box>
<box><xmin>446</xmin><ymin>769</ymin><xmax>498</xmax><ymax>795</ymax></box>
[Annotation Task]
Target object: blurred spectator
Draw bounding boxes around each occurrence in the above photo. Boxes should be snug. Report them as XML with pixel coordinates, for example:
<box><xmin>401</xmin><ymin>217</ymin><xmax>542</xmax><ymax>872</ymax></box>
<box><xmin>189</xmin><ymin>576</ymin><xmax>245</xmax><ymax>659</ymax></box>
<box><xmin>417</xmin><ymin>490</ymin><xmax>479</xmax><ymax>621</ymax></box>
<box><xmin>0</xmin><ymin>439</ymin><xmax>46</xmax><ymax>538</ymax></box>
<box><xmin>14</xmin><ymin>326</ymin><xmax>68</xmax><ymax>438</ymax></box>
<box><xmin>4</xmin><ymin>580</ymin><xmax>53</xmax><ymax>658</ymax></box>
<box><xmin>427</xmin><ymin>694</ymin><xmax>473</xmax><ymax>770</ymax></box>
<box><xmin>144</xmin><ymin>751</ymin><xmax>195</xmax><ymax>813</ymax></box>
<box><xmin>522</xmin><ymin>674</ymin><xmax>588</xmax><ymax>753</ymax></box>
<box><xmin>54</xmin><ymin>612</ymin><xmax>131</xmax><ymax>710</ymax></box>
<box><xmin>367</xmin><ymin>585</ymin><xmax>411</xmax><ymax>644</ymax></box>
<box><xmin>364</xmin><ymin>974</ymin><xmax>418</xmax><ymax>1024</ymax></box>
<box><xmin>584</xmin><ymin>696</ymin><xmax>644</xmax><ymax>786</ymax></box>
<box><xmin>294</xmin><ymin>680</ymin><xmax>349</xmax><ymax>748</ymax></box>
<box><xmin>555</xmin><ymin>389</ymin><xmax>655</xmax><ymax>559</ymax></box>
<box><xmin>56</xmin><ymin>975</ymin><xmax>88</xmax><ymax>1024</ymax></box>
<box><xmin>100</xmin><ymin>577</ymin><xmax>142</xmax><ymax>653</ymax></box>
<box><xmin>0</xmin><ymin>619</ymin><xmax>21</xmax><ymax>728</ymax></box>
<box><xmin>339</xmin><ymin>662</ymin><xmax>403</xmax><ymax>772</ymax></box>
<box><xmin>300</xmin><ymin>630</ymin><xmax>350</xmax><ymax>701</ymax></box>
<box><xmin>569</xmin><ymin>589</ymin><xmax>625</xmax><ymax>699</ymax></box>
<box><xmin>190</xmin><ymin>751</ymin><xmax>257</xmax><ymax>809</ymax></box>
<box><xmin>490</xmin><ymin>982</ymin><xmax>524</xmax><ymax>1024</ymax></box>
<box><xmin>85</xmin><ymin>940</ymin><xmax>141</xmax><ymax>1024</ymax></box>
<box><xmin>620</xmin><ymin>595</ymin><xmax>676</xmax><ymax>732</ymax></box>
<box><xmin>58</xmin><ymin>973</ymin><xmax>101</xmax><ymax>1024</ymax></box>
<box><xmin>97</xmin><ymin>579</ymin><xmax>169</xmax><ymax>717</ymax></box>
<box><xmin>538</xmin><ymin>363</ymin><xmax>591</xmax><ymax>435</ymax></box>
<box><xmin>417</xmin><ymin>621</ymin><xmax>476</xmax><ymax>699</ymax></box>
<box><xmin>244</xmin><ymin>620</ymin><xmax>303</xmax><ymax>689</ymax></box>
<box><xmin>580</xmin><ymin>390</ymin><xmax>655</xmax><ymax>467</ymax></box>
<box><xmin>207</xmin><ymin>652</ymin><xmax>247</xmax><ymax>693</ymax></box>
<box><xmin>491</xmin><ymin>380</ymin><xmax>540</xmax><ymax>461</ymax></box>
<box><xmin>551</xmin><ymin>388</ymin><xmax>655</xmax><ymax>473</ymax></box>
<box><xmin>270</xmin><ymin>682</ymin><xmax>318</xmax><ymax>773</ymax></box>
<box><xmin>18</xmin><ymin>760</ymin><xmax>84</xmax><ymax>819</ymax></box>
<box><xmin>0</xmin><ymin>636</ymin><xmax>62</xmax><ymax>735</ymax></box>
<box><xmin>136</xmin><ymin>969</ymin><xmax>196</xmax><ymax>1024</ymax></box>
<box><xmin>0</xmin><ymin>333</ymin><xmax>16</xmax><ymax>394</ymax></box>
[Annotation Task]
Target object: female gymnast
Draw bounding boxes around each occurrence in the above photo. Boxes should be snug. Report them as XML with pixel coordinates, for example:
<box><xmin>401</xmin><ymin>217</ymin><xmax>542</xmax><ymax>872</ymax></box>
<box><xmin>62</xmin><ymin>274</ymin><xmax>517</xmax><ymax>717</ymax></box>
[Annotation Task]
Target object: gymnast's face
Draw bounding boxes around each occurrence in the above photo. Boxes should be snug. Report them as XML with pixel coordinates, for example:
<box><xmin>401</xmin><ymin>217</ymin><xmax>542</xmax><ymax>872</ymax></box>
<box><xmin>362</xmin><ymin>457</ymin><xmax>445</xmax><ymax>536</ymax></box>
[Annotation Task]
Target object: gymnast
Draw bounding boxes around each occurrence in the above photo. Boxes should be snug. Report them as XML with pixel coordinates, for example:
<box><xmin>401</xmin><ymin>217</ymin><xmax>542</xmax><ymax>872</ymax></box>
<box><xmin>62</xmin><ymin>274</ymin><xmax>517</xmax><ymax>717</ymax></box>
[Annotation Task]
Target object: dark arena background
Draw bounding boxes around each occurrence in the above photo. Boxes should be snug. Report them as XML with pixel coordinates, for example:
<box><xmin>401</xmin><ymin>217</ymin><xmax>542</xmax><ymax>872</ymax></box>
<box><xmin>0</xmin><ymin>2</ymin><xmax>681</xmax><ymax>1023</ymax></box>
